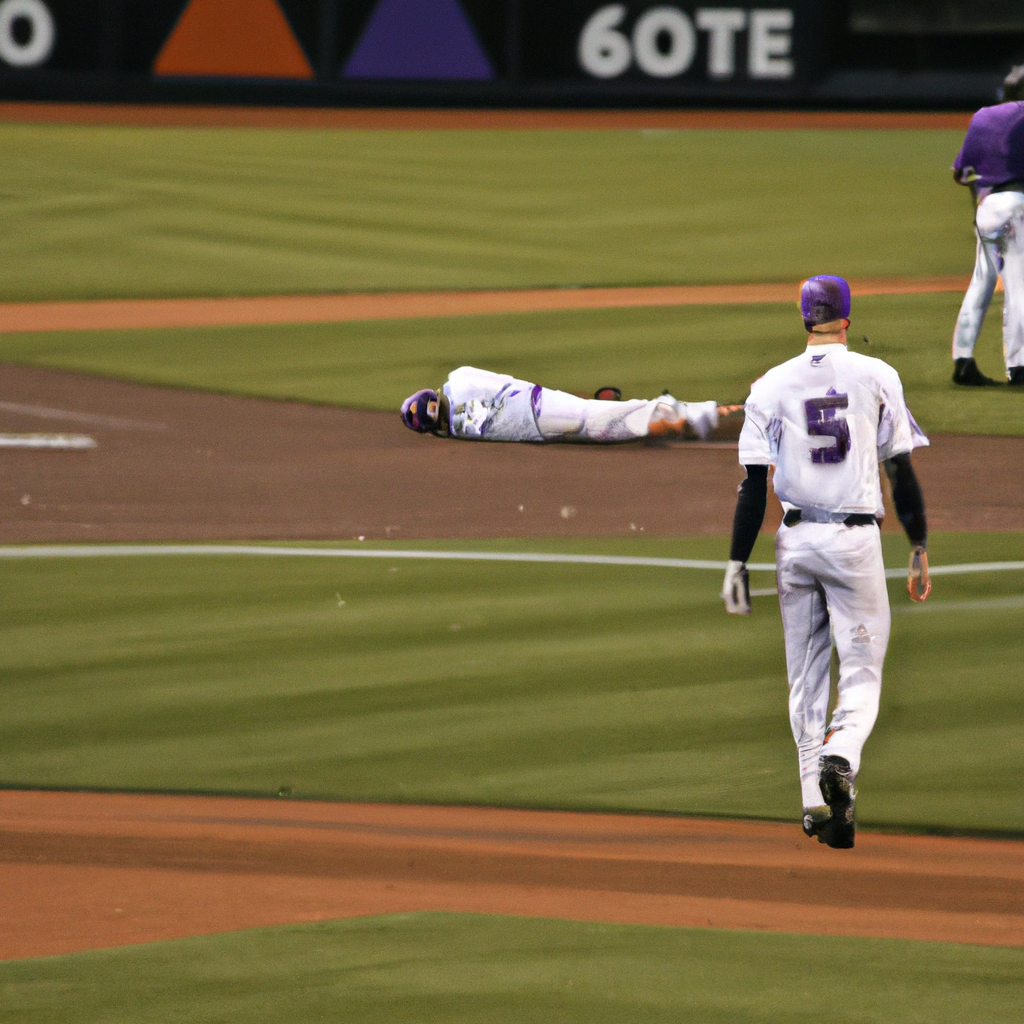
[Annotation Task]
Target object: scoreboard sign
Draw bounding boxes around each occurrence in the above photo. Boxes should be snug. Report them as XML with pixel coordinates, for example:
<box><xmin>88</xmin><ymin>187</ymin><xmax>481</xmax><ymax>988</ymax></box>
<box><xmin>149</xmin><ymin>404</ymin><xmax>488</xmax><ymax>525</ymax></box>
<box><xmin>0</xmin><ymin>0</ymin><xmax>834</xmax><ymax>101</ymax></box>
<box><xmin>521</xmin><ymin>2</ymin><xmax>830</xmax><ymax>88</ymax></box>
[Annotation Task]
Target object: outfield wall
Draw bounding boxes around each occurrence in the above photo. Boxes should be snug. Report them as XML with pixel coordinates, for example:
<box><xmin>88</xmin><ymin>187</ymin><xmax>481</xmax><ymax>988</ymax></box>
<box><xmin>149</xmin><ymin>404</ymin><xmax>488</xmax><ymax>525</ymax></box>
<box><xmin>0</xmin><ymin>0</ymin><xmax>1013</xmax><ymax>108</ymax></box>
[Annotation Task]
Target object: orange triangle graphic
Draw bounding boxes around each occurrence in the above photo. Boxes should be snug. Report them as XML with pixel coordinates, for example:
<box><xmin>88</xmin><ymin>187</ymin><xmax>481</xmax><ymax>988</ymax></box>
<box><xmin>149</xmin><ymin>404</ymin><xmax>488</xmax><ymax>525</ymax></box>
<box><xmin>154</xmin><ymin>0</ymin><xmax>314</xmax><ymax>79</ymax></box>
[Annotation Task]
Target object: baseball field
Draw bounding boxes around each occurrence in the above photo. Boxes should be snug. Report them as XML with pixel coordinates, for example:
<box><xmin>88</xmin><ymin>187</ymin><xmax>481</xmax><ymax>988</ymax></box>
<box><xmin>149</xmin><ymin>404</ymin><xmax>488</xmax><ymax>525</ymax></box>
<box><xmin>1</xmin><ymin>106</ymin><xmax>1023</xmax><ymax>1022</ymax></box>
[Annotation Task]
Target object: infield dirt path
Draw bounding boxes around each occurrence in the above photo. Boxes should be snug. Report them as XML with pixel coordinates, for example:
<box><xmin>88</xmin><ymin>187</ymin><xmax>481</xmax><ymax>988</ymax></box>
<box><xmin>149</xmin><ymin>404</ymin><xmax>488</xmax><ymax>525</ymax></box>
<box><xmin>0</xmin><ymin>102</ymin><xmax>973</xmax><ymax>131</ymax></box>
<box><xmin>3</xmin><ymin>790</ymin><xmax>1023</xmax><ymax>961</ymax></box>
<box><xmin>0</xmin><ymin>276</ymin><xmax>972</xmax><ymax>334</ymax></box>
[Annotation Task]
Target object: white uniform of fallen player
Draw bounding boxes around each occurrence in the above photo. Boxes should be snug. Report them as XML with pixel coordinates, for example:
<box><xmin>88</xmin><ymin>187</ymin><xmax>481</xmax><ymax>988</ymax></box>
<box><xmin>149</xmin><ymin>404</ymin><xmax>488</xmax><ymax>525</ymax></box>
<box><xmin>738</xmin><ymin>343</ymin><xmax>929</xmax><ymax>811</ymax></box>
<box><xmin>441</xmin><ymin>366</ymin><xmax>720</xmax><ymax>442</ymax></box>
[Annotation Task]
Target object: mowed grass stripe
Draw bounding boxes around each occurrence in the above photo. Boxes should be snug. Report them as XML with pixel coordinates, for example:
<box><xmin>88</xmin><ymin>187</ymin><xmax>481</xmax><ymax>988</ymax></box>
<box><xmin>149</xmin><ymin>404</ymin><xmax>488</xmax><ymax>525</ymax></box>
<box><xmin>0</xmin><ymin>124</ymin><xmax>969</xmax><ymax>302</ymax></box>
<box><xmin>2</xmin><ymin>913</ymin><xmax>1022</xmax><ymax>1024</ymax></box>
<box><xmin>2</xmin><ymin>532</ymin><xmax>1022</xmax><ymax>832</ymax></box>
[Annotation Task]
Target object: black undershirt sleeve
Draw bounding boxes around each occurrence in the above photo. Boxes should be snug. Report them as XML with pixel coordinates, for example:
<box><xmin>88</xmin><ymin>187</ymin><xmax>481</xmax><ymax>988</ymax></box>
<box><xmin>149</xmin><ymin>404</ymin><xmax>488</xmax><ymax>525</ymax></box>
<box><xmin>883</xmin><ymin>452</ymin><xmax>927</xmax><ymax>548</ymax></box>
<box><xmin>729</xmin><ymin>464</ymin><xmax>769</xmax><ymax>563</ymax></box>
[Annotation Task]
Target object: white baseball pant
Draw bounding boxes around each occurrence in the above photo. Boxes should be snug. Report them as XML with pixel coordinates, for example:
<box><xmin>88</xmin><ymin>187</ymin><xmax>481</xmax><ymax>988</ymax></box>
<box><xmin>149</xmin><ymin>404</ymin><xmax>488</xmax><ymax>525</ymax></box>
<box><xmin>775</xmin><ymin>521</ymin><xmax>890</xmax><ymax>810</ymax></box>
<box><xmin>955</xmin><ymin>190</ymin><xmax>1024</xmax><ymax>375</ymax></box>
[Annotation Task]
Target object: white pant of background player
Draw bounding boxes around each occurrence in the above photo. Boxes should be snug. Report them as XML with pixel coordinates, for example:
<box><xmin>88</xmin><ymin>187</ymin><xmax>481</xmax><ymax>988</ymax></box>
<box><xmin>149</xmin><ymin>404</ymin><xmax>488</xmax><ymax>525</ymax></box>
<box><xmin>953</xmin><ymin>189</ymin><xmax>1024</xmax><ymax>374</ymax></box>
<box><xmin>775</xmin><ymin>519</ymin><xmax>890</xmax><ymax>810</ymax></box>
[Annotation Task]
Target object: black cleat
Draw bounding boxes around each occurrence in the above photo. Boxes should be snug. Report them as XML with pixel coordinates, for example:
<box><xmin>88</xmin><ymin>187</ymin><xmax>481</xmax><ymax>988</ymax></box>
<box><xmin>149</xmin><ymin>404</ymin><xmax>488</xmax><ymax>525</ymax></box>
<box><xmin>1009</xmin><ymin>367</ymin><xmax>1024</xmax><ymax>386</ymax></box>
<box><xmin>953</xmin><ymin>357</ymin><xmax>996</xmax><ymax>386</ymax></box>
<box><xmin>818</xmin><ymin>755</ymin><xmax>856</xmax><ymax>849</ymax></box>
<box><xmin>594</xmin><ymin>386</ymin><xmax>622</xmax><ymax>401</ymax></box>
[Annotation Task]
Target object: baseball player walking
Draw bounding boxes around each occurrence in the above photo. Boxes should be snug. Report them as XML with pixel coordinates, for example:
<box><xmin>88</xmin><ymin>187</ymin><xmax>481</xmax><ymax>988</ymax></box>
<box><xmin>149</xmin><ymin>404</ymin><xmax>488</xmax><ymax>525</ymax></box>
<box><xmin>722</xmin><ymin>276</ymin><xmax>931</xmax><ymax>849</ymax></box>
<box><xmin>951</xmin><ymin>65</ymin><xmax>1024</xmax><ymax>386</ymax></box>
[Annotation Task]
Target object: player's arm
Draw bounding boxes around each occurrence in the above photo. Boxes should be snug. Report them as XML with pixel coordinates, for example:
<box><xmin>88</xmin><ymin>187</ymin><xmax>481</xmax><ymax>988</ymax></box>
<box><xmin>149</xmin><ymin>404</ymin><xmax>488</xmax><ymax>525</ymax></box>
<box><xmin>883</xmin><ymin>453</ymin><xmax>930</xmax><ymax>602</ymax></box>
<box><xmin>722</xmin><ymin>464</ymin><xmax>768</xmax><ymax>614</ymax></box>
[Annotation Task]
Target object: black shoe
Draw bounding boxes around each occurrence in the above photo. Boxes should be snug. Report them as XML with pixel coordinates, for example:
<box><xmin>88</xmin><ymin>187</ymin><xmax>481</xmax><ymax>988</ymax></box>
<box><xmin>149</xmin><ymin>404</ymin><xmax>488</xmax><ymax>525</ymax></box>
<box><xmin>594</xmin><ymin>386</ymin><xmax>622</xmax><ymax>401</ymax></box>
<box><xmin>953</xmin><ymin>357</ymin><xmax>996</xmax><ymax>386</ymax></box>
<box><xmin>818</xmin><ymin>755</ymin><xmax>856</xmax><ymax>849</ymax></box>
<box><xmin>1009</xmin><ymin>367</ymin><xmax>1024</xmax><ymax>386</ymax></box>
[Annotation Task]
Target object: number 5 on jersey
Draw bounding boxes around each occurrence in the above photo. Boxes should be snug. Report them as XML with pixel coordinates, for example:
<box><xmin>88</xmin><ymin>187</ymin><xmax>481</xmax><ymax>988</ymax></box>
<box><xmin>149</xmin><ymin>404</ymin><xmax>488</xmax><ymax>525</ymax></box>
<box><xmin>804</xmin><ymin>393</ymin><xmax>850</xmax><ymax>463</ymax></box>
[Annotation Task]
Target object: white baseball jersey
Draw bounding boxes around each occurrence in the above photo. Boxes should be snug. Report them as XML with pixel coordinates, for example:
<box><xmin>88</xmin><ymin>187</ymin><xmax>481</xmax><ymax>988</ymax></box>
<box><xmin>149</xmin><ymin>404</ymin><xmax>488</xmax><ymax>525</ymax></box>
<box><xmin>738</xmin><ymin>340</ymin><xmax>928</xmax><ymax>811</ymax></box>
<box><xmin>442</xmin><ymin>366</ymin><xmax>543</xmax><ymax>441</ymax></box>
<box><xmin>738</xmin><ymin>343</ymin><xmax>929</xmax><ymax>519</ymax></box>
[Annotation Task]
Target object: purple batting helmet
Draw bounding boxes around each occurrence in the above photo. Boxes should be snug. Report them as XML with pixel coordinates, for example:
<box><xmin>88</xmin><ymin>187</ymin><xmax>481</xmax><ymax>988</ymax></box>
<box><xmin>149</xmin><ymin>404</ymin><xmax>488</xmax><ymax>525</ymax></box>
<box><xmin>800</xmin><ymin>275</ymin><xmax>851</xmax><ymax>332</ymax></box>
<box><xmin>400</xmin><ymin>389</ymin><xmax>440</xmax><ymax>432</ymax></box>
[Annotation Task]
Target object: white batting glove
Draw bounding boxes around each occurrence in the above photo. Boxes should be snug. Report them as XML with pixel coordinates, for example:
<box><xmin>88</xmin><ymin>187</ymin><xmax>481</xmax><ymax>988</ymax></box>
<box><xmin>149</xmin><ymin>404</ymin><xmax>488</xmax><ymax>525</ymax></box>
<box><xmin>722</xmin><ymin>560</ymin><xmax>751</xmax><ymax>614</ymax></box>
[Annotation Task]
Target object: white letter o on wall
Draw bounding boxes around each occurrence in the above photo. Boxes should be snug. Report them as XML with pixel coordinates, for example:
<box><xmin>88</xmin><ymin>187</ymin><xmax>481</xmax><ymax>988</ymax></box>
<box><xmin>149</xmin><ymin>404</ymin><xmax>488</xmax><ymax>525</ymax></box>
<box><xmin>0</xmin><ymin>0</ymin><xmax>55</xmax><ymax>68</ymax></box>
<box><xmin>632</xmin><ymin>7</ymin><xmax>696</xmax><ymax>78</ymax></box>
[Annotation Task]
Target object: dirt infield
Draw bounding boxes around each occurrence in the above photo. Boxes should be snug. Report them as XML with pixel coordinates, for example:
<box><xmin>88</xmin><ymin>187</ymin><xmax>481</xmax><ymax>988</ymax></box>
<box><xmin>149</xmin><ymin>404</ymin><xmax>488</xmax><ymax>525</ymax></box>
<box><xmin>2</xmin><ymin>363</ymin><xmax>1023</xmax><ymax>543</ymax></box>
<box><xmin>3</xmin><ymin>790</ymin><xmax>1023</xmax><ymax>960</ymax></box>
<box><xmin>0</xmin><ymin>276</ymin><xmax>971</xmax><ymax>335</ymax></box>
<box><xmin>0</xmin><ymin>102</ymin><xmax>973</xmax><ymax>132</ymax></box>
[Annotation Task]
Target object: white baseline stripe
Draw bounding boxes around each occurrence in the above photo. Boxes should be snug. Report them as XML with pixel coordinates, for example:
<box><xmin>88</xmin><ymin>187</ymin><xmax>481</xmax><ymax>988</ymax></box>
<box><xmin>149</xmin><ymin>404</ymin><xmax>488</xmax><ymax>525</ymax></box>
<box><xmin>0</xmin><ymin>545</ymin><xmax>1021</xmax><ymax>578</ymax></box>
<box><xmin>0</xmin><ymin>544</ymin><xmax>763</xmax><ymax>571</ymax></box>
<box><xmin>0</xmin><ymin>401</ymin><xmax>166</xmax><ymax>432</ymax></box>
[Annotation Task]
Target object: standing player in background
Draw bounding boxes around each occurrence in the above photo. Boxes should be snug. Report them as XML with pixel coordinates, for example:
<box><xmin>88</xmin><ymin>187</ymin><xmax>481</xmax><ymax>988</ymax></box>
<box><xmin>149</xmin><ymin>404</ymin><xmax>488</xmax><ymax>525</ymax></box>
<box><xmin>722</xmin><ymin>276</ymin><xmax>931</xmax><ymax>849</ymax></box>
<box><xmin>951</xmin><ymin>65</ymin><xmax>1024</xmax><ymax>386</ymax></box>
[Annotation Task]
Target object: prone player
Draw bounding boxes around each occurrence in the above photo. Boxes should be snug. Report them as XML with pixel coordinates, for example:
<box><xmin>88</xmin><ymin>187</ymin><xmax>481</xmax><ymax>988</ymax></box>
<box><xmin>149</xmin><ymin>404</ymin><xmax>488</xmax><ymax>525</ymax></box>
<box><xmin>401</xmin><ymin>365</ymin><xmax>741</xmax><ymax>443</ymax></box>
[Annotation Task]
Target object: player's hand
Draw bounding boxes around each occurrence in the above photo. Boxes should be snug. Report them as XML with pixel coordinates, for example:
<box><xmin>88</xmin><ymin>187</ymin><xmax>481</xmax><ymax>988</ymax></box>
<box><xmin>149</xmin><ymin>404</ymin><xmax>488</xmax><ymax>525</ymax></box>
<box><xmin>722</xmin><ymin>560</ymin><xmax>751</xmax><ymax>614</ymax></box>
<box><xmin>716</xmin><ymin>404</ymin><xmax>744</xmax><ymax>417</ymax></box>
<box><xmin>907</xmin><ymin>546</ymin><xmax>931</xmax><ymax>602</ymax></box>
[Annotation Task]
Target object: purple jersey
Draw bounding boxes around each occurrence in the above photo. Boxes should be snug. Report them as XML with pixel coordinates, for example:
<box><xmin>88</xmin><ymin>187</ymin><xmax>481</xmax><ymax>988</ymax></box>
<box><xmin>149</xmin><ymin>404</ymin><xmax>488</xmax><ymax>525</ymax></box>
<box><xmin>953</xmin><ymin>102</ymin><xmax>1024</xmax><ymax>189</ymax></box>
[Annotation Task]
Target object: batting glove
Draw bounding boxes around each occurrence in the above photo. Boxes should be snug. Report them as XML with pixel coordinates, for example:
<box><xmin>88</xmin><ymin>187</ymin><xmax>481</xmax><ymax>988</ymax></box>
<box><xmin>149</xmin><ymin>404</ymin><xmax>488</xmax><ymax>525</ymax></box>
<box><xmin>907</xmin><ymin>546</ymin><xmax>931</xmax><ymax>602</ymax></box>
<box><xmin>722</xmin><ymin>560</ymin><xmax>751</xmax><ymax>614</ymax></box>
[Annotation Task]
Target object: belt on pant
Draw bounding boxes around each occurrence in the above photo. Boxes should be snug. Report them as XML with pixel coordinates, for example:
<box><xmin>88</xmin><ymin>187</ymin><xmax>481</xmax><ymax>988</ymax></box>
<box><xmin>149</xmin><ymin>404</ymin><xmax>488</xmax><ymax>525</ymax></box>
<box><xmin>783</xmin><ymin>509</ymin><xmax>878</xmax><ymax>528</ymax></box>
<box><xmin>991</xmin><ymin>179</ymin><xmax>1024</xmax><ymax>193</ymax></box>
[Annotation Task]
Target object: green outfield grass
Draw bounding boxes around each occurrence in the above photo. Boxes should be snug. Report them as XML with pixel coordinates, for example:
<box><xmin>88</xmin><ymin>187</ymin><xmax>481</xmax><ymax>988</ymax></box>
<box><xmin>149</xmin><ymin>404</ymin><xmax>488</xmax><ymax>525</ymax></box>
<box><xmin>0</xmin><ymin>124</ymin><xmax>972</xmax><ymax>301</ymax></box>
<box><xmin>2</xmin><ymin>533</ymin><xmax>1021</xmax><ymax>834</ymax></box>
<box><xmin>3</xmin><ymin>913</ymin><xmax>1022</xmax><ymax>1024</ymax></box>
<box><xmin>0</xmin><ymin>291</ymin><xmax>1016</xmax><ymax>435</ymax></box>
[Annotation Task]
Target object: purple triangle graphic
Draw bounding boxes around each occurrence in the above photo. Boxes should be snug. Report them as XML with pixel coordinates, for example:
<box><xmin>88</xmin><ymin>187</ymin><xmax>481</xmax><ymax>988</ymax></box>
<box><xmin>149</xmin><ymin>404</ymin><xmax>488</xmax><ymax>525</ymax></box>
<box><xmin>343</xmin><ymin>0</ymin><xmax>493</xmax><ymax>80</ymax></box>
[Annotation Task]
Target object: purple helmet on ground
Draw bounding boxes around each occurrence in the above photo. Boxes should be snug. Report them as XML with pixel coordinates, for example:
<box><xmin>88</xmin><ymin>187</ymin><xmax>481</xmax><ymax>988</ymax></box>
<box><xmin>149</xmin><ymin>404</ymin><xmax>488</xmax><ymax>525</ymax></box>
<box><xmin>401</xmin><ymin>389</ymin><xmax>440</xmax><ymax>432</ymax></box>
<box><xmin>800</xmin><ymin>275</ymin><xmax>851</xmax><ymax>332</ymax></box>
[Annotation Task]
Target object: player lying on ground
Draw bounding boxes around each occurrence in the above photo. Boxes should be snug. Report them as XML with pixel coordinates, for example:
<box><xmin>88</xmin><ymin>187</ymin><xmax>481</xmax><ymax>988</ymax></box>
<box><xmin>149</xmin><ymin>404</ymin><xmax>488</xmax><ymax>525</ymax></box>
<box><xmin>722</xmin><ymin>276</ymin><xmax>930</xmax><ymax>851</ymax></box>
<box><xmin>401</xmin><ymin>366</ymin><xmax>741</xmax><ymax>443</ymax></box>
<box><xmin>951</xmin><ymin>64</ymin><xmax>1024</xmax><ymax>386</ymax></box>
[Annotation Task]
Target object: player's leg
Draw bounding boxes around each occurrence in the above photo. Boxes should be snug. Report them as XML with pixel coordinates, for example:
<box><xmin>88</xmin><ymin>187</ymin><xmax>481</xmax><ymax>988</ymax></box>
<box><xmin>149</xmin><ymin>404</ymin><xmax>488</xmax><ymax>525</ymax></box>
<box><xmin>991</xmin><ymin>193</ymin><xmax>1024</xmax><ymax>383</ymax></box>
<box><xmin>952</xmin><ymin>227</ymin><xmax>999</xmax><ymax>384</ymax></box>
<box><xmin>775</xmin><ymin>526</ymin><xmax>834</xmax><ymax>813</ymax></box>
<box><xmin>976</xmin><ymin>191</ymin><xmax>1024</xmax><ymax>382</ymax></box>
<box><xmin>818</xmin><ymin>525</ymin><xmax>890</xmax><ymax>774</ymax></box>
<box><xmin>533</xmin><ymin>388</ymin><xmax>659</xmax><ymax>442</ymax></box>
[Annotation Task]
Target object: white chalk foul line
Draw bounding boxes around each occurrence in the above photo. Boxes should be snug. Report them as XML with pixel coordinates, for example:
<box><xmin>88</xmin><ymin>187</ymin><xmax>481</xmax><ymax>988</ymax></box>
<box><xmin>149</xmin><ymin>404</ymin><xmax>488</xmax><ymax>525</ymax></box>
<box><xmin>0</xmin><ymin>433</ymin><xmax>96</xmax><ymax>448</ymax></box>
<box><xmin>0</xmin><ymin>544</ymin><xmax>755</xmax><ymax>570</ymax></box>
<box><xmin>0</xmin><ymin>545</ymin><xmax>1021</xmax><ymax>579</ymax></box>
<box><xmin>0</xmin><ymin>401</ymin><xmax>166</xmax><ymax>432</ymax></box>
